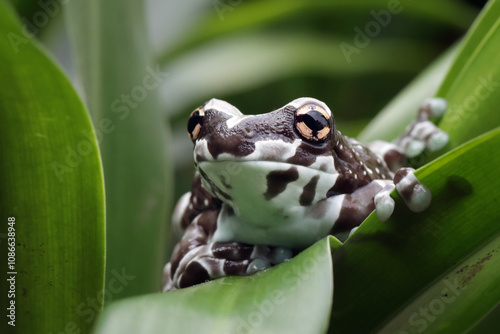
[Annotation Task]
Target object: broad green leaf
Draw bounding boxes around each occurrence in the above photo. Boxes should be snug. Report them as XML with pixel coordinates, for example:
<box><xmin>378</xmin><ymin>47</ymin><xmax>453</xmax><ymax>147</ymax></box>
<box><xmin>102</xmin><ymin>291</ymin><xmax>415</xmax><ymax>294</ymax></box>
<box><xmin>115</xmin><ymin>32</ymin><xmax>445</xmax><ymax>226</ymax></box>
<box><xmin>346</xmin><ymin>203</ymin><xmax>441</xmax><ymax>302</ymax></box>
<box><xmin>379</xmin><ymin>233</ymin><xmax>500</xmax><ymax>333</ymax></box>
<box><xmin>357</xmin><ymin>43</ymin><xmax>457</xmax><ymax>142</ymax></box>
<box><xmin>330</xmin><ymin>127</ymin><xmax>500</xmax><ymax>333</ymax></box>
<box><xmin>437</xmin><ymin>0</ymin><xmax>500</xmax><ymax>149</ymax></box>
<box><xmin>93</xmin><ymin>237</ymin><xmax>341</xmax><ymax>334</ymax></box>
<box><xmin>0</xmin><ymin>2</ymin><xmax>105</xmax><ymax>333</ymax></box>
<box><xmin>65</xmin><ymin>0</ymin><xmax>173</xmax><ymax>299</ymax></box>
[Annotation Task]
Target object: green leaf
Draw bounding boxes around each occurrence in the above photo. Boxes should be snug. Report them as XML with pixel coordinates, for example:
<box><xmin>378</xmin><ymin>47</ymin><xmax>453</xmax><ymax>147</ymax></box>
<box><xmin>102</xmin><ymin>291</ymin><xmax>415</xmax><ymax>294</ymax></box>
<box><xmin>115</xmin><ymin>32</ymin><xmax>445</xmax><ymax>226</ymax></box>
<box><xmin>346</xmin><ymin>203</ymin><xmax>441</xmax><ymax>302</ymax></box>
<box><xmin>0</xmin><ymin>2</ymin><xmax>105</xmax><ymax>333</ymax></box>
<box><xmin>360</xmin><ymin>0</ymin><xmax>500</xmax><ymax>156</ymax></box>
<box><xmin>93</xmin><ymin>237</ymin><xmax>341</xmax><ymax>334</ymax></box>
<box><xmin>437</xmin><ymin>0</ymin><xmax>500</xmax><ymax>149</ymax></box>
<box><xmin>65</xmin><ymin>0</ymin><xmax>173</xmax><ymax>299</ymax></box>
<box><xmin>330</xmin><ymin>127</ymin><xmax>500</xmax><ymax>333</ymax></box>
<box><xmin>357</xmin><ymin>43</ymin><xmax>458</xmax><ymax>142</ymax></box>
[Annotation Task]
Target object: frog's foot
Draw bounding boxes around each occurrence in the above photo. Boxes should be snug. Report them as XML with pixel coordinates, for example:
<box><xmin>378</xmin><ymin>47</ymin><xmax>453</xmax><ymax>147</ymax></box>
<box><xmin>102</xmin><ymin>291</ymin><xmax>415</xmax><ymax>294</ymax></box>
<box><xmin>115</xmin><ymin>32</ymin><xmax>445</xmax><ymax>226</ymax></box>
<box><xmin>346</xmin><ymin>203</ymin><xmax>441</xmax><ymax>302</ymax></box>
<box><xmin>396</xmin><ymin>98</ymin><xmax>449</xmax><ymax>158</ymax></box>
<box><xmin>373</xmin><ymin>168</ymin><xmax>431</xmax><ymax>222</ymax></box>
<box><xmin>394</xmin><ymin>167</ymin><xmax>431</xmax><ymax>212</ymax></box>
<box><xmin>374</xmin><ymin>184</ymin><xmax>396</xmax><ymax>222</ymax></box>
<box><xmin>165</xmin><ymin>242</ymin><xmax>292</xmax><ymax>290</ymax></box>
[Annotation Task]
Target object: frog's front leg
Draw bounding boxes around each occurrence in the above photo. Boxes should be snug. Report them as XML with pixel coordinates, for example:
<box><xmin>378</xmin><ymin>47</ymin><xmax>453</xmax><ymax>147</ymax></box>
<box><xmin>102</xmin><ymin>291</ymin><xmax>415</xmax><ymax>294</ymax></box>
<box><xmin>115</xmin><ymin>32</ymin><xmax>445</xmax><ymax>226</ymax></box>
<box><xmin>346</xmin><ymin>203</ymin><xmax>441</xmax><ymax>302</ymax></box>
<box><xmin>164</xmin><ymin>238</ymin><xmax>292</xmax><ymax>291</ymax></box>
<box><xmin>331</xmin><ymin>179</ymin><xmax>392</xmax><ymax>234</ymax></box>
<box><xmin>332</xmin><ymin>168</ymin><xmax>431</xmax><ymax>235</ymax></box>
<box><xmin>373</xmin><ymin>167</ymin><xmax>431</xmax><ymax>222</ymax></box>
<box><xmin>368</xmin><ymin>97</ymin><xmax>449</xmax><ymax>171</ymax></box>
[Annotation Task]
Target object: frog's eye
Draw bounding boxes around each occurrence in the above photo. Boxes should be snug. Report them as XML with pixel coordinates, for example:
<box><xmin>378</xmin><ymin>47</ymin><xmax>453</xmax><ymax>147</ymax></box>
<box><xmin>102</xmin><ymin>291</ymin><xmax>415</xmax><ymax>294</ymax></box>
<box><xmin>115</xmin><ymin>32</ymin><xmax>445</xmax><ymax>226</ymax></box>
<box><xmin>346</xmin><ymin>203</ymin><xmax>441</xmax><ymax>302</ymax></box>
<box><xmin>187</xmin><ymin>106</ymin><xmax>205</xmax><ymax>142</ymax></box>
<box><xmin>294</xmin><ymin>104</ymin><xmax>332</xmax><ymax>142</ymax></box>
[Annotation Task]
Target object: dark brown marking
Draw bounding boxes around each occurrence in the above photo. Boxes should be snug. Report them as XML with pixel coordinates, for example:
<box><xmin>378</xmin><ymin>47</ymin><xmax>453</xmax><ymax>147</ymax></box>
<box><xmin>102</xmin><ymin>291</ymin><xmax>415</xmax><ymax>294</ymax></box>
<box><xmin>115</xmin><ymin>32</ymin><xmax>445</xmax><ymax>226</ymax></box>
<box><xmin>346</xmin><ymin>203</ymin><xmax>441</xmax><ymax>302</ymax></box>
<box><xmin>393</xmin><ymin>168</ymin><xmax>410</xmax><ymax>184</ymax></box>
<box><xmin>384</xmin><ymin>149</ymin><xmax>406</xmax><ymax>172</ymax></box>
<box><xmin>264</xmin><ymin>167</ymin><xmax>299</xmax><ymax>200</ymax></box>
<box><xmin>179</xmin><ymin>261</ymin><xmax>210</xmax><ymax>289</ymax></box>
<box><xmin>330</xmin><ymin>180</ymin><xmax>385</xmax><ymax>234</ymax></box>
<box><xmin>299</xmin><ymin>175</ymin><xmax>320</xmax><ymax>206</ymax></box>
<box><xmin>332</xmin><ymin>199</ymin><xmax>375</xmax><ymax>234</ymax></box>
<box><xmin>223</xmin><ymin>260</ymin><xmax>250</xmax><ymax>276</ymax></box>
<box><xmin>201</xmin><ymin>108</ymin><xmax>297</xmax><ymax>159</ymax></box>
<box><xmin>329</xmin><ymin>136</ymin><xmax>392</xmax><ymax>195</ymax></box>
<box><xmin>287</xmin><ymin>142</ymin><xmax>329</xmax><ymax>167</ymax></box>
<box><xmin>212</xmin><ymin>242</ymin><xmax>254</xmax><ymax>260</ymax></box>
<box><xmin>393</xmin><ymin>168</ymin><xmax>415</xmax><ymax>203</ymax></box>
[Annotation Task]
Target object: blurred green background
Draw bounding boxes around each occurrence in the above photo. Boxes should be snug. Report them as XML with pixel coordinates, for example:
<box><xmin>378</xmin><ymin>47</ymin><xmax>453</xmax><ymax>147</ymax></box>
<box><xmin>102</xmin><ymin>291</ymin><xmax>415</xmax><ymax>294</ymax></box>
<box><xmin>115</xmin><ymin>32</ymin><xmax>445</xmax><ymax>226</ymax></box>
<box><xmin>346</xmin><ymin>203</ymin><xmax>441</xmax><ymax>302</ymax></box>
<box><xmin>148</xmin><ymin>0</ymin><xmax>486</xmax><ymax>205</ymax></box>
<box><xmin>5</xmin><ymin>0</ymin><xmax>488</xmax><ymax>293</ymax></box>
<box><xmin>2</xmin><ymin>0</ymin><xmax>497</xmax><ymax>333</ymax></box>
<box><xmin>11</xmin><ymin>0</ymin><xmax>486</xmax><ymax>206</ymax></box>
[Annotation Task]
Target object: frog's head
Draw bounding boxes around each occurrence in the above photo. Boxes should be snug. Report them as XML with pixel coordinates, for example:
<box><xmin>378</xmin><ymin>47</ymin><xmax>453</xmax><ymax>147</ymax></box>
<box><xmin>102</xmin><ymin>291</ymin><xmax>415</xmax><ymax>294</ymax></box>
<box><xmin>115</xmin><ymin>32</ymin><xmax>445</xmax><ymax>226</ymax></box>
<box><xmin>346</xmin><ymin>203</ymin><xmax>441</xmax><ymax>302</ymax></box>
<box><xmin>187</xmin><ymin>98</ymin><xmax>341</xmax><ymax>233</ymax></box>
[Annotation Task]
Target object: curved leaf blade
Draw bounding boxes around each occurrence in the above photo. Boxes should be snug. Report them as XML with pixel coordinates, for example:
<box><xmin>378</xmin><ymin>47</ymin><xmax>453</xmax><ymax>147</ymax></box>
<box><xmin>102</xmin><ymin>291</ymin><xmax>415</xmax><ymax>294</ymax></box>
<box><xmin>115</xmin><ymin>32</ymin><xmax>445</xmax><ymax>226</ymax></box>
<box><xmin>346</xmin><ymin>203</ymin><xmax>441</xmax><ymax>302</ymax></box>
<box><xmin>330</xmin><ymin>127</ymin><xmax>500</xmax><ymax>333</ymax></box>
<box><xmin>437</xmin><ymin>0</ymin><xmax>500</xmax><ymax>149</ymax></box>
<box><xmin>65</xmin><ymin>0</ymin><xmax>173</xmax><ymax>299</ymax></box>
<box><xmin>0</xmin><ymin>2</ymin><xmax>105</xmax><ymax>333</ymax></box>
<box><xmin>357</xmin><ymin>43</ymin><xmax>457</xmax><ymax>142</ymax></box>
<box><xmin>379</xmin><ymin>233</ymin><xmax>500</xmax><ymax>333</ymax></box>
<box><xmin>360</xmin><ymin>0</ymin><xmax>500</xmax><ymax>148</ymax></box>
<box><xmin>93</xmin><ymin>237</ymin><xmax>341</xmax><ymax>334</ymax></box>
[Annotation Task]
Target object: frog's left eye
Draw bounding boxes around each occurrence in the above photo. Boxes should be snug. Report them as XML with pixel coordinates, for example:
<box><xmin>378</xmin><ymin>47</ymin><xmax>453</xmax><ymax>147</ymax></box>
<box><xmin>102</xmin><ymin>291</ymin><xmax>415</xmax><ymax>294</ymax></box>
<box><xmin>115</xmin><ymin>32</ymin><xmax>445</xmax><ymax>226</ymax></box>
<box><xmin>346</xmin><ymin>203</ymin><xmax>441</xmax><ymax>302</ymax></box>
<box><xmin>187</xmin><ymin>106</ymin><xmax>205</xmax><ymax>142</ymax></box>
<box><xmin>294</xmin><ymin>104</ymin><xmax>332</xmax><ymax>142</ymax></box>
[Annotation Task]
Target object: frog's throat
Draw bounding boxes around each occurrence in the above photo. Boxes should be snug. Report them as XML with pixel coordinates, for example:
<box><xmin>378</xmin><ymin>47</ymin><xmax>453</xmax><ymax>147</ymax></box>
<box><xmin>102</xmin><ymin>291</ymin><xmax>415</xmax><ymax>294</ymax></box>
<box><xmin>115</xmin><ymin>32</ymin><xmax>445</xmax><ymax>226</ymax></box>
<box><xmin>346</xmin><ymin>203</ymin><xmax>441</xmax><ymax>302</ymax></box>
<box><xmin>197</xmin><ymin>160</ymin><xmax>340</xmax><ymax>223</ymax></box>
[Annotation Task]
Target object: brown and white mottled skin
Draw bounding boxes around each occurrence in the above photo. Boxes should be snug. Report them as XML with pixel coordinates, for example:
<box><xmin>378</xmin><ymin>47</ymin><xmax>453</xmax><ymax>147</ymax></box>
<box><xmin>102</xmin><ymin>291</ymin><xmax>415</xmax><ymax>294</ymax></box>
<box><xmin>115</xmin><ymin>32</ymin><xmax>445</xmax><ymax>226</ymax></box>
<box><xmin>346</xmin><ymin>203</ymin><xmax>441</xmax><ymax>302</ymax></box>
<box><xmin>163</xmin><ymin>97</ymin><xmax>448</xmax><ymax>291</ymax></box>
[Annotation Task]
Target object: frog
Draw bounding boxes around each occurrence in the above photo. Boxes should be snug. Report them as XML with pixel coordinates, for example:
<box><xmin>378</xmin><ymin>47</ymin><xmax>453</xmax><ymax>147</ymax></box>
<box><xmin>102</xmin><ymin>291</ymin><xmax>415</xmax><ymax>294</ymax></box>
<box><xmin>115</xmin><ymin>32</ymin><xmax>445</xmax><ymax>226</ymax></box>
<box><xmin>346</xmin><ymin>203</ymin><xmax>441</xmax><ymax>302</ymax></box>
<box><xmin>163</xmin><ymin>97</ymin><xmax>448</xmax><ymax>291</ymax></box>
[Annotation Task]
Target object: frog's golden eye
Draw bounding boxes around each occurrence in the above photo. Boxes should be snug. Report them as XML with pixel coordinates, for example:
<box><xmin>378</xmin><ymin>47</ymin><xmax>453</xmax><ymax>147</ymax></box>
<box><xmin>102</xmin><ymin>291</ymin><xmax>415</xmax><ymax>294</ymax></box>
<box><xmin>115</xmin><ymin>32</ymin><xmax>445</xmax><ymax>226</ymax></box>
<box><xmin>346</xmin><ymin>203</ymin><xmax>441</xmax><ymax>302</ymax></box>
<box><xmin>187</xmin><ymin>106</ymin><xmax>205</xmax><ymax>142</ymax></box>
<box><xmin>294</xmin><ymin>104</ymin><xmax>332</xmax><ymax>142</ymax></box>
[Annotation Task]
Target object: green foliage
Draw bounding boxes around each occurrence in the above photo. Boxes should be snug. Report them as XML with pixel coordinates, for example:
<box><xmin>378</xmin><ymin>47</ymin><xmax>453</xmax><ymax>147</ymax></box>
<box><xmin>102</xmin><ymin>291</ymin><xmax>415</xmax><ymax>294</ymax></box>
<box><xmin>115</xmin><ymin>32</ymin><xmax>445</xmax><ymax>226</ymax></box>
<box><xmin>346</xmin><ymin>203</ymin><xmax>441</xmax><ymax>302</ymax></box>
<box><xmin>437</xmin><ymin>0</ymin><xmax>500</xmax><ymax>148</ymax></box>
<box><xmin>0</xmin><ymin>2</ymin><xmax>105</xmax><ymax>333</ymax></box>
<box><xmin>65</xmin><ymin>0</ymin><xmax>173</xmax><ymax>299</ymax></box>
<box><xmin>1</xmin><ymin>0</ymin><xmax>498</xmax><ymax>333</ymax></box>
<box><xmin>93</xmin><ymin>237</ymin><xmax>341</xmax><ymax>334</ymax></box>
<box><xmin>332</xmin><ymin>127</ymin><xmax>500</xmax><ymax>333</ymax></box>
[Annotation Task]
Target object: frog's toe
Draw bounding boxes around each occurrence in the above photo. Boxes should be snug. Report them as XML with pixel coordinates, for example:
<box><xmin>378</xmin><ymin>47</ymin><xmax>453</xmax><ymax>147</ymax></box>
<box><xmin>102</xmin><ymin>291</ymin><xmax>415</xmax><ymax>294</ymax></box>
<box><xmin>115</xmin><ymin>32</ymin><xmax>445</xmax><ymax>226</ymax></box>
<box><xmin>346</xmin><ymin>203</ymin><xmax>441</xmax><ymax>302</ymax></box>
<box><xmin>348</xmin><ymin>226</ymin><xmax>359</xmax><ymax>238</ymax></box>
<box><xmin>394</xmin><ymin>168</ymin><xmax>431</xmax><ymax>213</ymax></box>
<box><xmin>428</xmin><ymin>131</ymin><xmax>449</xmax><ymax>152</ymax></box>
<box><xmin>402</xmin><ymin>121</ymin><xmax>448</xmax><ymax>156</ymax></box>
<box><xmin>405</xmin><ymin>139</ymin><xmax>426</xmax><ymax>158</ymax></box>
<box><xmin>374</xmin><ymin>185</ymin><xmax>395</xmax><ymax>222</ymax></box>
<box><xmin>247</xmin><ymin>259</ymin><xmax>271</xmax><ymax>274</ymax></box>
<box><xmin>425</xmin><ymin>97</ymin><xmax>447</xmax><ymax>118</ymax></box>
<box><xmin>271</xmin><ymin>247</ymin><xmax>293</xmax><ymax>264</ymax></box>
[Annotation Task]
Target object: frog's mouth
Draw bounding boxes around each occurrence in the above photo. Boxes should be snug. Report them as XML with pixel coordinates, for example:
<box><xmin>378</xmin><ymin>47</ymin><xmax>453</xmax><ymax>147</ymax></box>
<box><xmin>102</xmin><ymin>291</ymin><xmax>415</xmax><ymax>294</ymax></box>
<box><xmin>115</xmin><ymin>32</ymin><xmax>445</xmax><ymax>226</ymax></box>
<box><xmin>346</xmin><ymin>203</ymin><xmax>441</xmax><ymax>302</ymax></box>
<box><xmin>197</xmin><ymin>160</ymin><xmax>338</xmax><ymax>212</ymax></box>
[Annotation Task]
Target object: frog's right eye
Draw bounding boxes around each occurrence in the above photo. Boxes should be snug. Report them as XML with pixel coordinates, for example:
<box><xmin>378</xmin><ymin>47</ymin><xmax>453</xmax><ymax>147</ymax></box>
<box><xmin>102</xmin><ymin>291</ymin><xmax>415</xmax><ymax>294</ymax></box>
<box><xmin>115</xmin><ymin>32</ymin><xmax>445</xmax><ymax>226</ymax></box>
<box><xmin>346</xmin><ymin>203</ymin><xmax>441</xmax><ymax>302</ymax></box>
<box><xmin>187</xmin><ymin>107</ymin><xmax>205</xmax><ymax>142</ymax></box>
<box><xmin>294</xmin><ymin>103</ymin><xmax>332</xmax><ymax>142</ymax></box>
